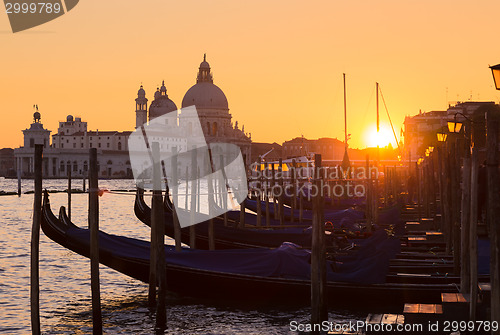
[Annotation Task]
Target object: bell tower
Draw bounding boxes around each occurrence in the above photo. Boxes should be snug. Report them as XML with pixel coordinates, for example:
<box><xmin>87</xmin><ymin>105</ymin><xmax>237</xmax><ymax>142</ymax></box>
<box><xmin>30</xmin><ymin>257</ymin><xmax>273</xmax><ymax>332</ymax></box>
<box><xmin>135</xmin><ymin>85</ymin><xmax>148</xmax><ymax>128</ymax></box>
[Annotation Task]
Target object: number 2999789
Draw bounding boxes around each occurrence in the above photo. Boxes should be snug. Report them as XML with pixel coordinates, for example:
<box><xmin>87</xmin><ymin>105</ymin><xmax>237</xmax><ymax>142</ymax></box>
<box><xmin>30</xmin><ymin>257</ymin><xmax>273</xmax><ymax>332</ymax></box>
<box><xmin>5</xmin><ymin>2</ymin><xmax>62</xmax><ymax>14</ymax></box>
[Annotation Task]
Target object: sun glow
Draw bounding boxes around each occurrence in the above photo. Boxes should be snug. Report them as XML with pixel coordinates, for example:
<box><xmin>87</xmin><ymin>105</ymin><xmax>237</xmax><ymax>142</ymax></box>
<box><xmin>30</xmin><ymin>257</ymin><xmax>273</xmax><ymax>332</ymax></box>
<box><xmin>365</xmin><ymin>124</ymin><xmax>396</xmax><ymax>148</ymax></box>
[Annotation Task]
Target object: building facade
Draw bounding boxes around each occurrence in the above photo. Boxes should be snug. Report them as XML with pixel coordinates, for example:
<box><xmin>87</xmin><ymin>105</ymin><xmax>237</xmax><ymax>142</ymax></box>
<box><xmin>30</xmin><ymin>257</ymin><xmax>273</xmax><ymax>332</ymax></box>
<box><xmin>14</xmin><ymin>55</ymin><xmax>252</xmax><ymax>177</ymax></box>
<box><xmin>135</xmin><ymin>55</ymin><xmax>252</xmax><ymax>165</ymax></box>
<box><xmin>403</xmin><ymin>101</ymin><xmax>496</xmax><ymax>163</ymax></box>
<box><xmin>14</xmin><ymin>113</ymin><xmax>133</xmax><ymax>178</ymax></box>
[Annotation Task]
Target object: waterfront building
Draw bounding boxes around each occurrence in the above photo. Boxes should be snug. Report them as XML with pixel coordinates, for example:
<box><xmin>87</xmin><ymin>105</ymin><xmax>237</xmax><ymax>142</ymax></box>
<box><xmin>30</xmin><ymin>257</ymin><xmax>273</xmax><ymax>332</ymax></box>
<box><xmin>14</xmin><ymin>55</ymin><xmax>252</xmax><ymax>177</ymax></box>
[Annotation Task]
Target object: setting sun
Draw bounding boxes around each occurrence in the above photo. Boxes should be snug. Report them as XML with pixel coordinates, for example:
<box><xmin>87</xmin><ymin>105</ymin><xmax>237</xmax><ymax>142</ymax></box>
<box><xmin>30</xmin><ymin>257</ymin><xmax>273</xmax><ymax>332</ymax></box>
<box><xmin>365</xmin><ymin>124</ymin><xmax>396</xmax><ymax>148</ymax></box>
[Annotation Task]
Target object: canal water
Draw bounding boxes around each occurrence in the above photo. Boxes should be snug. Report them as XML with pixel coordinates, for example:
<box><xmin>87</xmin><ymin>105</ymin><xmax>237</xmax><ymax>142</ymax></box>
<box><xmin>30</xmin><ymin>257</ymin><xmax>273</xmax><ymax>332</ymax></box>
<box><xmin>0</xmin><ymin>178</ymin><xmax>362</xmax><ymax>334</ymax></box>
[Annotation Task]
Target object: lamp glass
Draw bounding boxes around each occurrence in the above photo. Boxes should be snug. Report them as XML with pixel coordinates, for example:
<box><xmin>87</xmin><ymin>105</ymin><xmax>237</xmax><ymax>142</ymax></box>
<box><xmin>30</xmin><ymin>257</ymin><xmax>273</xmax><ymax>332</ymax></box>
<box><xmin>437</xmin><ymin>132</ymin><xmax>447</xmax><ymax>142</ymax></box>
<box><xmin>490</xmin><ymin>64</ymin><xmax>500</xmax><ymax>90</ymax></box>
<box><xmin>448</xmin><ymin>121</ymin><xmax>462</xmax><ymax>133</ymax></box>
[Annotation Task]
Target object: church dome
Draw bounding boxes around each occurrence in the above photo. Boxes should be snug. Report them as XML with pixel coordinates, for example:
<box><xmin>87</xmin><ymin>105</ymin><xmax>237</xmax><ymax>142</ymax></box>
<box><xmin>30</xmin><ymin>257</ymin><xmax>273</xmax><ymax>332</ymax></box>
<box><xmin>149</xmin><ymin>80</ymin><xmax>177</xmax><ymax>120</ymax></box>
<box><xmin>181</xmin><ymin>55</ymin><xmax>228</xmax><ymax>110</ymax></box>
<box><xmin>182</xmin><ymin>82</ymin><xmax>228</xmax><ymax>110</ymax></box>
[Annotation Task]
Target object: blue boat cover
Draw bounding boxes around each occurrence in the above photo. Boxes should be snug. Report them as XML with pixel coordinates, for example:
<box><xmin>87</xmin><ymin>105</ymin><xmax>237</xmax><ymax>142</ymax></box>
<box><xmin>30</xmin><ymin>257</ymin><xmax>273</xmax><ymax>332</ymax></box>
<box><xmin>67</xmin><ymin>224</ymin><xmax>400</xmax><ymax>284</ymax></box>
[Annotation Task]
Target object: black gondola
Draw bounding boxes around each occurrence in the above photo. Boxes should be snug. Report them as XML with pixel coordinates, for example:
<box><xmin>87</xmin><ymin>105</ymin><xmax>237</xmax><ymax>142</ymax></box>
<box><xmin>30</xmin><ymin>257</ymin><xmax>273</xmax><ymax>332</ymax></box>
<box><xmin>41</xmin><ymin>191</ymin><xmax>459</xmax><ymax>309</ymax></box>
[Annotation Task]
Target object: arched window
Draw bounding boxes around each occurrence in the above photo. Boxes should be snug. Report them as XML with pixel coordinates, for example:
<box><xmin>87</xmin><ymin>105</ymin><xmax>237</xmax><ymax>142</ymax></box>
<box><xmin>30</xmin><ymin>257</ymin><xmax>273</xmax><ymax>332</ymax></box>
<box><xmin>212</xmin><ymin>122</ymin><xmax>217</xmax><ymax>136</ymax></box>
<box><xmin>118</xmin><ymin>142</ymin><xmax>122</xmax><ymax>150</ymax></box>
<box><xmin>60</xmin><ymin>161</ymin><xmax>65</xmax><ymax>172</ymax></box>
<box><xmin>107</xmin><ymin>160</ymin><xmax>113</xmax><ymax>165</ymax></box>
<box><xmin>73</xmin><ymin>161</ymin><xmax>78</xmax><ymax>172</ymax></box>
<box><xmin>83</xmin><ymin>161</ymin><xmax>88</xmax><ymax>172</ymax></box>
<box><xmin>207</xmin><ymin>122</ymin><xmax>211</xmax><ymax>135</ymax></box>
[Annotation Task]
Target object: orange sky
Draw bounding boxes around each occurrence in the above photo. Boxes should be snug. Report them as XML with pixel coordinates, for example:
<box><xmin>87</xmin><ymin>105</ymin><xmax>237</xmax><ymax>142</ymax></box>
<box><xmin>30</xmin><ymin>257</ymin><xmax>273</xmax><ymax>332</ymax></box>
<box><xmin>1</xmin><ymin>0</ymin><xmax>500</xmax><ymax>149</ymax></box>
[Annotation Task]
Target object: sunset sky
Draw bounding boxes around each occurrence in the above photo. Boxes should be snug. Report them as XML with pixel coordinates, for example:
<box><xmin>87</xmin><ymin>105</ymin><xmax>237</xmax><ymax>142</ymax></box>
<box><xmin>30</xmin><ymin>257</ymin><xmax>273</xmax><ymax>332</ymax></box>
<box><xmin>1</xmin><ymin>0</ymin><xmax>500</xmax><ymax>149</ymax></box>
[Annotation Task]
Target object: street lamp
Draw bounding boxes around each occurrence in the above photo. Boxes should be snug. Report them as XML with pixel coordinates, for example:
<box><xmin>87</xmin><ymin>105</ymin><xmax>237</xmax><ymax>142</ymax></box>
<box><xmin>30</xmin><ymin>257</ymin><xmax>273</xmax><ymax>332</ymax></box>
<box><xmin>448</xmin><ymin>120</ymin><xmax>463</xmax><ymax>133</ymax></box>
<box><xmin>429</xmin><ymin>146</ymin><xmax>434</xmax><ymax>153</ymax></box>
<box><xmin>437</xmin><ymin>127</ymin><xmax>448</xmax><ymax>142</ymax></box>
<box><xmin>490</xmin><ymin>64</ymin><xmax>500</xmax><ymax>90</ymax></box>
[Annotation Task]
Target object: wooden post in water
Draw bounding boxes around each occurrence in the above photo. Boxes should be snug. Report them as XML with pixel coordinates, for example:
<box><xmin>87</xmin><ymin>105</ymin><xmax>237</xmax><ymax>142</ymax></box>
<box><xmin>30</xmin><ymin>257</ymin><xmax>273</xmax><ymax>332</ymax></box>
<box><xmin>83</xmin><ymin>172</ymin><xmax>86</xmax><ymax>192</ymax></box>
<box><xmin>184</xmin><ymin>166</ymin><xmax>189</xmax><ymax>211</ymax></box>
<box><xmin>67</xmin><ymin>169</ymin><xmax>72</xmax><ymax>221</ymax></box>
<box><xmin>265</xmin><ymin>164</ymin><xmax>271</xmax><ymax>227</ymax></box>
<box><xmin>460</xmin><ymin>132</ymin><xmax>471</xmax><ymax>294</ymax></box>
<box><xmin>17</xmin><ymin>168</ymin><xmax>22</xmax><ymax>197</ymax></box>
<box><xmin>299</xmin><ymin>179</ymin><xmax>303</xmax><ymax>223</ymax></box>
<box><xmin>311</xmin><ymin>154</ymin><xmax>326</xmax><ymax>333</ymax></box>
<box><xmin>416</xmin><ymin>162</ymin><xmax>421</xmax><ymax>222</ymax></box>
<box><xmin>30</xmin><ymin>144</ymin><xmax>43</xmax><ymax>335</ymax></box>
<box><xmin>189</xmin><ymin>149</ymin><xmax>197</xmax><ymax>248</ymax></box>
<box><xmin>171</xmin><ymin>147</ymin><xmax>182</xmax><ymax>252</ymax></box>
<box><xmin>278</xmin><ymin>158</ymin><xmax>284</xmax><ymax>226</ymax></box>
<box><xmin>151</xmin><ymin>143</ymin><xmax>167</xmax><ymax>330</ymax></box>
<box><xmin>271</xmin><ymin>163</ymin><xmax>278</xmax><ymax>220</ymax></box>
<box><xmin>383</xmin><ymin>166</ymin><xmax>388</xmax><ymax>206</ymax></box>
<box><xmin>88</xmin><ymin>148</ymin><xmax>102</xmax><ymax>334</ymax></box>
<box><xmin>256</xmin><ymin>163</ymin><xmax>262</xmax><ymax>227</ymax></box>
<box><xmin>365</xmin><ymin>155</ymin><xmax>371</xmax><ymax>230</ymax></box>
<box><xmin>290</xmin><ymin>160</ymin><xmax>296</xmax><ymax>224</ymax></box>
<box><xmin>469</xmin><ymin>140</ymin><xmax>479</xmax><ymax>321</ymax></box>
<box><xmin>207</xmin><ymin>149</ymin><xmax>215</xmax><ymax>250</ymax></box>
<box><xmin>450</xmin><ymin>143</ymin><xmax>461</xmax><ymax>274</ymax></box>
<box><xmin>486</xmin><ymin>109</ymin><xmax>500</xmax><ymax>330</ymax></box>
<box><xmin>220</xmin><ymin>156</ymin><xmax>228</xmax><ymax>227</ymax></box>
<box><xmin>239</xmin><ymin>192</ymin><xmax>246</xmax><ymax>229</ymax></box>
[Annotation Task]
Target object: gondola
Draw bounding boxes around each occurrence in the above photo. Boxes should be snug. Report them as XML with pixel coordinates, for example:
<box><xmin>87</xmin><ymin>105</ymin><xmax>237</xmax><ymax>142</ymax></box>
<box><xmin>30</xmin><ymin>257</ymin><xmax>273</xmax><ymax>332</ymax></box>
<box><xmin>41</xmin><ymin>191</ymin><xmax>459</xmax><ymax>308</ymax></box>
<box><xmin>134</xmin><ymin>189</ymin><xmax>338</xmax><ymax>250</ymax></box>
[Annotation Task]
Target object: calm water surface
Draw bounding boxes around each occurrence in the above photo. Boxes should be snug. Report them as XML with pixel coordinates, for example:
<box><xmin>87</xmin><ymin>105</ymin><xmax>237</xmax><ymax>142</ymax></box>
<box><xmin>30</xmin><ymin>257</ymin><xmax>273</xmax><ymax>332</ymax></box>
<box><xmin>0</xmin><ymin>178</ymin><xmax>362</xmax><ymax>334</ymax></box>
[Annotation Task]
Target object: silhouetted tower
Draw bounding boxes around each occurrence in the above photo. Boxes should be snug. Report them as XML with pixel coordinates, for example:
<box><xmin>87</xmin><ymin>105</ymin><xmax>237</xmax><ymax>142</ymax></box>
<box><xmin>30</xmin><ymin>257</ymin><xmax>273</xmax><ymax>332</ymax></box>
<box><xmin>135</xmin><ymin>85</ymin><xmax>148</xmax><ymax>128</ymax></box>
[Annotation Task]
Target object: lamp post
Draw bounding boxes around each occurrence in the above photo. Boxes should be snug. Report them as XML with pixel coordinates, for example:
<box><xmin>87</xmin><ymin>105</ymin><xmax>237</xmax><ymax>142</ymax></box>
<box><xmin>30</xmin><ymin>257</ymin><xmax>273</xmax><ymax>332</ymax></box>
<box><xmin>489</xmin><ymin>63</ymin><xmax>500</xmax><ymax>331</ymax></box>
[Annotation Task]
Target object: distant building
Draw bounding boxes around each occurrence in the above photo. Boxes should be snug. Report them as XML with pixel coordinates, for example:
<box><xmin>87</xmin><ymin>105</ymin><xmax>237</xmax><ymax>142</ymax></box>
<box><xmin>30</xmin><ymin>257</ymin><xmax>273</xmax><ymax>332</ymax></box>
<box><xmin>403</xmin><ymin>101</ymin><xmax>496</xmax><ymax>163</ymax></box>
<box><xmin>14</xmin><ymin>113</ymin><xmax>132</xmax><ymax>178</ymax></box>
<box><xmin>14</xmin><ymin>55</ymin><xmax>252</xmax><ymax>178</ymax></box>
<box><xmin>282</xmin><ymin>137</ymin><xmax>345</xmax><ymax>162</ymax></box>
<box><xmin>250</xmin><ymin>142</ymin><xmax>282</xmax><ymax>163</ymax></box>
<box><xmin>135</xmin><ymin>55</ymin><xmax>252</xmax><ymax>166</ymax></box>
<box><xmin>0</xmin><ymin>148</ymin><xmax>15</xmax><ymax>177</ymax></box>
<box><xmin>403</xmin><ymin>110</ymin><xmax>447</xmax><ymax>163</ymax></box>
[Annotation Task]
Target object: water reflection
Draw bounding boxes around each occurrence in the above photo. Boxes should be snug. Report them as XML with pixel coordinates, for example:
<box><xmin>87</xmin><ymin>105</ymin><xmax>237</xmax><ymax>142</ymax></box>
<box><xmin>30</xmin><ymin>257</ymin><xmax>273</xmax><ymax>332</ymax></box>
<box><xmin>0</xmin><ymin>179</ymin><xmax>362</xmax><ymax>334</ymax></box>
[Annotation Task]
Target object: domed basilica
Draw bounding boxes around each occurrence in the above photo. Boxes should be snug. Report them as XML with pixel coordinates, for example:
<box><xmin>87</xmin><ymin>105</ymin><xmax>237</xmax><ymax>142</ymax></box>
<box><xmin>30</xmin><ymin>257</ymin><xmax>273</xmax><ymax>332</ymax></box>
<box><xmin>14</xmin><ymin>56</ymin><xmax>251</xmax><ymax>179</ymax></box>
<box><xmin>135</xmin><ymin>55</ymin><xmax>251</xmax><ymax>165</ymax></box>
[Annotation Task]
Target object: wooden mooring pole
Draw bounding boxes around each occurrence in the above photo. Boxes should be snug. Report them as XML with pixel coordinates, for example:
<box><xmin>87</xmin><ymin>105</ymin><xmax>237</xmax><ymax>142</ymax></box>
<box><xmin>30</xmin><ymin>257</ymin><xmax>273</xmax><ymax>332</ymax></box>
<box><xmin>171</xmin><ymin>147</ymin><xmax>182</xmax><ymax>252</ymax></box>
<box><xmin>67</xmin><ymin>169</ymin><xmax>72</xmax><ymax>221</ymax></box>
<box><xmin>265</xmin><ymin>164</ymin><xmax>271</xmax><ymax>227</ymax></box>
<box><xmin>88</xmin><ymin>148</ymin><xmax>102</xmax><ymax>334</ymax></box>
<box><xmin>278</xmin><ymin>158</ymin><xmax>284</xmax><ymax>226</ymax></box>
<box><xmin>469</xmin><ymin>140</ymin><xmax>479</xmax><ymax>321</ymax></box>
<box><xmin>311</xmin><ymin>154</ymin><xmax>326</xmax><ymax>333</ymax></box>
<box><xmin>18</xmin><ymin>169</ymin><xmax>22</xmax><ymax>197</ymax></box>
<box><xmin>30</xmin><ymin>144</ymin><xmax>43</xmax><ymax>335</ymax></box>
<box><xmin>486</xmin><ymin>110</ymin><xmax>500</xmax><ymax>331</ymax></box>
<box><xmin>151</xmin><ymin>142</ymin><xmax>167</xmax><ymax>330</ymax></box>
<box><xmin>83</xmin><ymin>172</ymin><xmax>86</xmax><ymax>192</ymax></box>
<box><xmin>460</xmin><ymin>131</ymin><xmax>471</xmax><ymax>294</ymax></box>
<box><xmin>189</xmin><ymin>148</ymin><xmax>197</xmax><ymax>248</ymax></box>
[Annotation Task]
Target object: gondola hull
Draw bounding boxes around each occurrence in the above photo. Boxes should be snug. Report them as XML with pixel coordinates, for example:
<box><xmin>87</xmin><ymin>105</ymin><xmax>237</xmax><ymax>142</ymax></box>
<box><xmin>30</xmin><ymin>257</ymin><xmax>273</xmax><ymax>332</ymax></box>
<box><xmin>41</xmin><ymin>191</ymin><xmax>459</xmax><ymax>310</ymax></box>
